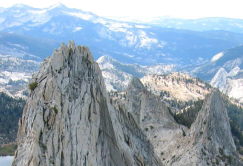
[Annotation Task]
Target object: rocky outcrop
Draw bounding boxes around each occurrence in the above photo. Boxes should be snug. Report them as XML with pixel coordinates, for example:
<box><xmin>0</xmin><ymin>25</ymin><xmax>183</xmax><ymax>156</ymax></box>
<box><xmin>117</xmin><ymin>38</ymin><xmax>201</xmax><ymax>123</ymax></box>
<box><xmin>164</xmin><ymin>90</ymin><xmax>241</xmax><ymax>166</ymax></box>
<box><xmin>211</xmin><ymin>67</ymin><xmax>243</xmax><ymax>104</ymax></box>
<box><xmin>110</xmin><ymin>78</ymin><xmax>241</xmax><ymax>165</ymax></box>
<box><xmin>12</xmin><ymin>42</ymin><xmax>162</xmax><ymax>166</ymax></box>
<box><xmin>110</xmin><ymin>78</ymin><xmax>185</xmax><ymax>163</ymax></box>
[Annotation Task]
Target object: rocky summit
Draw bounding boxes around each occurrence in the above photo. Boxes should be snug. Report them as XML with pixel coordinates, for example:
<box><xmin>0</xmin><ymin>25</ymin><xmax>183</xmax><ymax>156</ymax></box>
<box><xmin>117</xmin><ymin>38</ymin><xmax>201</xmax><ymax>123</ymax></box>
<box><xmin>110</xmin><ymin>78</ymin><xmax>185</xmax><ymax>161</ymax></box>
<box><xmin>162</xmin><ymin>90</ymin><xmax>240</xmax><ymax>166</ymax></box>
<box><xmin>12</xmin><ymin>42</ymin><xmax>162</xmax><ymax>166</ymax></box>
<box><xmin>12</xmin><ymin>42</ymin><xmax>242</xmax><ymax>166</ymax></box>
<box><xmin>110</xmin><ymin>79</ymin><xmax>242</xmax><ymax>165</ymax></box>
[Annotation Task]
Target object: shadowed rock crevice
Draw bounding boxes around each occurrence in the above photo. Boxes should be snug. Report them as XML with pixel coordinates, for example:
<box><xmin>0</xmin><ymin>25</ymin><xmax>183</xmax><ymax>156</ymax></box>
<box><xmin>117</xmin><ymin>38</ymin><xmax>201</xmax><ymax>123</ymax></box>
<box><xmin>110</xmin><ymin>78</ymin><xmax>242</xmax><ymax>165</ymax></box>
<box><xmin>164</xmin><ymin>90</ymin><xmax>241</xmax><ymax>166</ymax></box>
<box><xmin>12</xmin><ymin>42</ymin><xmax>162</xmax><ymax>166</ymax></box>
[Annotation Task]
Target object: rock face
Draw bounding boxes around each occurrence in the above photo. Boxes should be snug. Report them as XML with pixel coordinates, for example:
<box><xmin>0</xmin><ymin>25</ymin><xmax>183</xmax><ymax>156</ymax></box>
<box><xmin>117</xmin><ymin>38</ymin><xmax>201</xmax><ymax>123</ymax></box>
<box><xmin>110</xmin><ymin>78</ymin><xmax>241</xmax><ymax>165</ymax></box>
<box><xmin>97</xmin><ymin>56</ymin><xmax>174</xmax><ymax>92</ymax></box>
<box><xmin>211</xmin><ymin>67</ymin><xmax>243</xmax><ymax>104</ymax></box>
<box><xmin>190</xmin><ymin>91</ymin><xmax>238</xmax><ymax>165</ymax></box>
<box><xmin>110</xmin><ymin>78</ymin><xmax>185</xmax><ymax>163</ymax></box>
<box><xmin>12</xmin><ymin>42</ymin><xmax>162</xmax><ymax>166</ymax></box>
<box><xmin>163</xmin><ymin>90</ymin><xmax>241</xmax><ymax>166</ymax></box>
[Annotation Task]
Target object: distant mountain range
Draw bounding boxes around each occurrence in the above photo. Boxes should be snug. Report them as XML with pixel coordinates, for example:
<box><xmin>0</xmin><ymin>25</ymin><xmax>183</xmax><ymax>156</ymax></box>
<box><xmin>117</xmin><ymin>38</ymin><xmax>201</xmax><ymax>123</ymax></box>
<box><xmin>0</xmin><ymin>4</ymin><xmax>243</xmax><ymax>103</ymax></box>
<box><xmin>192</xmin><ymin>45</ymin><xmax>243</xmax><ymax>80</ymax></box>
<box><xmin>1</xmin><ymin>45</ymin><xmax>243</xmax><ymax>104</ymax></box>
<box><xmin>0</xmin><ymin>32</ymin><xmax>58</xmax><ymax>61</ymax></box>
<box><xmin>206</xmin><ymin>45</ymin><xmax>243</xmax><ymax>103</ymax></box>
<box><xmin>0</xmin><ymin>55</ymin><xmax>39</xmax><ymax>98</ymax></box>
<box><xmin>97</xmin><ymin>56</ymin><xmax>175</xmax><ymax>91</ymax></box>
<box><xmin>0</xmin><ymin>4</ymin><xmax>243</xmax><ymax>65</ymax></box>
<box><xmin>142</xmin><ymin>17</ymin><xmax>243</xmax><ymax>33</ymax></box>
<box><xmin>1</xmin><ymin>4</ymin><xmax>243</xmax><ymax>164</ymax></box>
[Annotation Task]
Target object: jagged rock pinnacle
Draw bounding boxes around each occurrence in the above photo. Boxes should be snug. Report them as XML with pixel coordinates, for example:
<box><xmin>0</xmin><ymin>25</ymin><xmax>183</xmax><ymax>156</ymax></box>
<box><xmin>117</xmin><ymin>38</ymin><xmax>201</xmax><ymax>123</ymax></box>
<box><xmin>164</xmin><ymin>90</ymin><xmax>241</xmax><ymax>166</ymax></box>
<box><xmin>12</xmin><ymin>42</ymin><xmax>162</xmax><ymax>166</ymax></box>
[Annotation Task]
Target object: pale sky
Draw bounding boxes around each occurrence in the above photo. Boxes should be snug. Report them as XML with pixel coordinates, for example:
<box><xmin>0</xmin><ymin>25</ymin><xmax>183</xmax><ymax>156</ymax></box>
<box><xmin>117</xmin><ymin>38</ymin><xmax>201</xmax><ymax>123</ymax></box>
<box><xmin>0</xmin><ymin>0</ymin><xmax>243</xmax><ymax>19</ymax></box>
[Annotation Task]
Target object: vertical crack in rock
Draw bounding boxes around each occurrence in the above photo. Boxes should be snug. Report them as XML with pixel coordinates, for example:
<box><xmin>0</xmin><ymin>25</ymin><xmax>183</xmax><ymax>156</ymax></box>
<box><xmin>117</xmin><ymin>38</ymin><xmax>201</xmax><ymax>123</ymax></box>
<box><xmin>12</xmin><ymin>42</ymin><xmax>162</xmax><ymax>166</ymax></box>
<box><xmin>164</xmin><ymin>90</ymin><xmax>241</xmax><ymax>166</ymax></box>
<box><xmin>110</xmin><ymin>78</ymin><xmax>242</xmax><ymax>165</ymax></box>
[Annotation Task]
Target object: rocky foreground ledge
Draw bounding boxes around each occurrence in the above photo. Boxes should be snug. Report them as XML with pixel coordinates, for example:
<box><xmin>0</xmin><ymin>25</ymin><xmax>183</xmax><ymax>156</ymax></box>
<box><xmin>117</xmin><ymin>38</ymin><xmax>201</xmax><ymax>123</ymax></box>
<box><xmin>12</xmin><ymin>42</ymin><xmax>162</xmax><ymax>166</ymax></box>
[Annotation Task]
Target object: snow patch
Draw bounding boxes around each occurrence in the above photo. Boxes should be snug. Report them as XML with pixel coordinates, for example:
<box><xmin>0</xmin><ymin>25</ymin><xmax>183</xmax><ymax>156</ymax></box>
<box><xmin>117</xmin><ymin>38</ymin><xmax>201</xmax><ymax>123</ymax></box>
<box><xmin>0</xmin><ymin>17</ymin><xmax>5</xmax><ymax>24</ymax></box>
<box><xmin>211</xmin><ymin>52</ymin><xmax>224</xmax><ymax>62</ymax></box>
<box><xmin>65</xmin><ymin>12</ymin><xmax>93</xmax><ymax>20</ymax></box>
<box><xmin>1</xmin><ymin>71</ymin><xmax>31</xmax><ymax>82</ymax></box>
<box><xmin>211</xmin><ymin>67</ymin><xmax>243</xmax><ymax>103</ymax></box>
<box><xmin>97</xmin><ymin>56</ymin><xmax>175</xmax><ymax>91</ymax></box>
<box><xmin>228</xmin><ymin>79</ymin><xmax>243</xmax><ymax>99</ymax></box>
<box><xmin>73</xmin><ymin>26</ymin><xmax>83</xmax><ymax>32</ymax></box>
<box><xmin>0</xmin><ymin>78</ymin><xmax>8</xmax><ymax>84</ymax></box>
<box><xmin>138</xmin><ymin>31</ymin><xmax>158</xmax><ymax>48</ymax></box>
<box><xmin>210</xmin><ymin>68</ymin><xmax>228</xmax><ymax>90</ymax></box>
<box><xmin>134</xmin><ymin>25</ymin><xmax>150</xmax><ymax>29</ymax></box>
<box><xmin>29</xmin><ymin>9</ymin><xmax>47</xmax><ymax>14</ymax></box>
<box><xmin>228</xmin><ymin>67</ymin><xmax>240</xmax><ymax>77</ymax></box>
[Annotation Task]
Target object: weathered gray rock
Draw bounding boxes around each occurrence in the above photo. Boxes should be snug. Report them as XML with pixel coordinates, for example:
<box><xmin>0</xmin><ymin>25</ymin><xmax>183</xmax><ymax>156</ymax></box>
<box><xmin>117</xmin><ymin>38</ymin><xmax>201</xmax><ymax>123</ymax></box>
<box><xmin>164</xmin><ymin>90</ymin><xmax>241</xmax><ymax>166</ymax></box>
<box><xmin>111</xmin><ymin>78</ymin><xmax>242</xmax><ymax>166</ymax></box>
<box><xmin>12</xmin><ymin>42</ymin><xmax>162</xmax><ymax>166</ymax></box>
<box><xmin>110</xmin><ymin>78</ymin><xmax>185</xmax><ymax>164</ymax></box>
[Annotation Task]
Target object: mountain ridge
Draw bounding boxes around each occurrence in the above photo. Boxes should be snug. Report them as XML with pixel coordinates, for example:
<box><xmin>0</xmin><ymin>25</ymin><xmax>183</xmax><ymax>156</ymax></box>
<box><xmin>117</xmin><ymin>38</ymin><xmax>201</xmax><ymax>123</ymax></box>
<box><xmin>109</xmin><ymin>77</ymin><xmax>242</xmax><ymax>165</ymax></box>
<box><xmin>1</xmin><ymin>4</ymin><xmax>243</xmax><ymax>65</ymax></box>
<box><xmin>12</xmin><ymin>42</ymin><xmax>162</xmax><ymax>166</ymax></box>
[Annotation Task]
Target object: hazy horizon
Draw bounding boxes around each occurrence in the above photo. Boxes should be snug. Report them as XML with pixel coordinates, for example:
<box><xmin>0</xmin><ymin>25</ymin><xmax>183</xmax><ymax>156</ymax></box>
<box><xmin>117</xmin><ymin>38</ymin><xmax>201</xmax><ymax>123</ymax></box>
<box><xmin>0</xmin><ymin>0</ymin><xmax>243</xmax><ymax>20</ymax></box>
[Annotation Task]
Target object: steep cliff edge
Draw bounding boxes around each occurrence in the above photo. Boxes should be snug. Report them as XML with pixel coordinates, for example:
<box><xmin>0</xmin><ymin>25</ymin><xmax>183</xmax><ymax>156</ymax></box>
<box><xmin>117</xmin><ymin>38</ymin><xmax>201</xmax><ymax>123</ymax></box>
<box><xmin>110</xmin><ymin>79</ymin><xmax>241</xmax><ymax>165</ymax></box>
<box><xmin>110</xmin><ymin>78</ymin><xmax>185</xmax><ymax>163</ymax></box>
<box><xmin>164</xmin><ymin>90</ymin><xmax>241</xmax><ymax>166</ymax></box>
<box><xmin>12</xmin><ymin>42</ymin><xmax>162</xmax><ymax>166</ymax></box>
